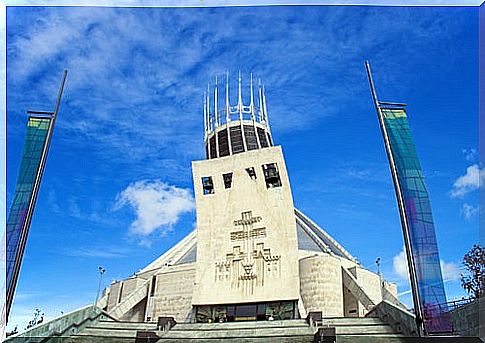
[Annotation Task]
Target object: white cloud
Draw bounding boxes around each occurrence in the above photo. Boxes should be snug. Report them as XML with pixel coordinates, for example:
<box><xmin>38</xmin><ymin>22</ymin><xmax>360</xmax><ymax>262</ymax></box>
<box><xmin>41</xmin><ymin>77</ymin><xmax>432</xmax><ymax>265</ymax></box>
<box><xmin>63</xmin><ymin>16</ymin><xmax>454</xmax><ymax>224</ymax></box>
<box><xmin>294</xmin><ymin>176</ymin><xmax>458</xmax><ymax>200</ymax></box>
<box><xmin>393</xmin><ymin>248</ymin><xmax>461</xmax><ymax>282</ymax></box>
<box><xmin>450</xmin><ymin>164</ymin><xmax>484</xmax><ymax>198</ymax></box>
<box><xmin>462</xmin><ymin>148</ymin><xmax>477</xmax><ymax>162</ymax></box>
<box><xmin>461</xmin><ymin>203</ymin><xmax>479</xmax><ymax>221</ymax></box>
<box><xmin>115</xmin><ymin>180</ymin><xmax>194</xmax><ymax>237</ymax></box>
<box><xmin>440</xmin><ymin>261</ymin><xmax>461</xmax><ymax>281</ymax></box>
<box><xmin>393</xmin><ymin>249</ymin><xmax>410</xmax><ymax>281</ymax></box>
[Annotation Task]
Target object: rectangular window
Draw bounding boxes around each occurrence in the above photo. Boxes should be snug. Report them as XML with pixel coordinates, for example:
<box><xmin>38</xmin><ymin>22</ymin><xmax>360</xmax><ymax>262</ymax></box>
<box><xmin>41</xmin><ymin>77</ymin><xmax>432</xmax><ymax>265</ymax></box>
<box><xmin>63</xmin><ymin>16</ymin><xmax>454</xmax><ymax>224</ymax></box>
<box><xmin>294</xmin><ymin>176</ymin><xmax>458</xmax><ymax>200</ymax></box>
<box><xmin>245</xmin><ymin>167</ymin><xmax>257</xmax><ymax>180</ymax></box>
<box><xmin>202</xmin><ymin>176</ymin><xmax>214</xmax><ymax>195</ymax></box>
<box><xmin>223</xmin><ymin>173</ymin><xmax>233</xmax><ymax>189</ymax></box>
<box><xmin>262</xmin><ymin>163</ymin><xmax>282</xmax><ymax>188</ymax></box>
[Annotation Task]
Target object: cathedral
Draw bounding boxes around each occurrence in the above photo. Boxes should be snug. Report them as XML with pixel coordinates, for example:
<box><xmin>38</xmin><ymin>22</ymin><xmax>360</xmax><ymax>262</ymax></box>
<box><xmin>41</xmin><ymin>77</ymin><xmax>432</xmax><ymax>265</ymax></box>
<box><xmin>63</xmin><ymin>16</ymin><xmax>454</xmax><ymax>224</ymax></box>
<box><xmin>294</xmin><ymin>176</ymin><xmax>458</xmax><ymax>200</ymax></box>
<box><xmin>95</xmin><ymin>73</ymin><xmax>402</xmax><ymax>324</ymax></box>
<box><xmin>7</xmin><ymin>71</ymin><xmax>478</xmax><ymax>342</ymax></box>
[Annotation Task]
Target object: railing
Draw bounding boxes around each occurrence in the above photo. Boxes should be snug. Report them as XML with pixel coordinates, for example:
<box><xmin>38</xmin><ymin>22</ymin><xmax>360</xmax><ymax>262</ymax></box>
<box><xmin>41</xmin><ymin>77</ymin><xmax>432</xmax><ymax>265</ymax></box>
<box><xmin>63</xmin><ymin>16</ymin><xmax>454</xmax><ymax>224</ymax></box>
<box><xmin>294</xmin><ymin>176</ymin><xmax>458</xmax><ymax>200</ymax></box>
<box><xmin>5</xmin><ymin>305</ymin><xmax>110</xmax><ymax>342</ymax></box>
<box><xmin>410</xmin><ymin>298</ymin><xmax>475</xmax><ymax>315</ymax></box>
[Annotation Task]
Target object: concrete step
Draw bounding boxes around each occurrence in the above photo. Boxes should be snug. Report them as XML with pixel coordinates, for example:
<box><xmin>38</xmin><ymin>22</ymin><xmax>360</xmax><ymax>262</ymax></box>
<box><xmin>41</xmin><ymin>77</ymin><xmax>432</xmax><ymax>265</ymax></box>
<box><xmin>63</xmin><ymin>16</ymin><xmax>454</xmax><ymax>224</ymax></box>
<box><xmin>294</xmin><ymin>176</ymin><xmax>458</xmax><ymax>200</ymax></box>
<box><xmin>321</xmin><ymin>317</ymin><xmax>385</xmax><ymax>326</ymax></box>
<box><xmin>74</xmin><ymin>327</ymin><xmax>138</xmax><ymax>338</ymax></box>
<box><xmin>91</xmin><ymin>320</ymin><xmax>158</xmax><ymax>330</ymax></box>
<box><xmin>157</xmin><ymin>337</ymin><xmax>313</xmax><ymax>343</ymax></box>
<box><xmin>337</xmin><ymin>335</ymin><xmax>407</xmax><ymax>343</ymax></box>
<box><xmin>61</xmin><ymin>337</ymin><xmax>137</xmax><ymax>343</ymax></box>
<box><xmin>333</xmin><ymin>324</ymin><xmax>396</xmax><ymax>335</ymax></box>
<box><xmin>161</xmin><ymin>326</ymin><xmax>314</xmax><ymax>339</ymax></box>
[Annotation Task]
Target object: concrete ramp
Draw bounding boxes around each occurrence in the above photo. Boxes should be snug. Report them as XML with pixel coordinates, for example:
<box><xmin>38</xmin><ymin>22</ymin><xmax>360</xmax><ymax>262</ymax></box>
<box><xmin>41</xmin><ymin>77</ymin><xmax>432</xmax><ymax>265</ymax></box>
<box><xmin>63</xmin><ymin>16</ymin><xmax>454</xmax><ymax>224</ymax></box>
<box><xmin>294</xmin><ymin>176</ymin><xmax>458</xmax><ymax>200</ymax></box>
<box><xmin>341</xmin><ymin>266</ymin><xmax>375</xmax><ymax>311</ymax></box>
<box><xmin>108</xmin><ymin>280</ymin><xmax>150</xmax><ymax>320</ymax></box>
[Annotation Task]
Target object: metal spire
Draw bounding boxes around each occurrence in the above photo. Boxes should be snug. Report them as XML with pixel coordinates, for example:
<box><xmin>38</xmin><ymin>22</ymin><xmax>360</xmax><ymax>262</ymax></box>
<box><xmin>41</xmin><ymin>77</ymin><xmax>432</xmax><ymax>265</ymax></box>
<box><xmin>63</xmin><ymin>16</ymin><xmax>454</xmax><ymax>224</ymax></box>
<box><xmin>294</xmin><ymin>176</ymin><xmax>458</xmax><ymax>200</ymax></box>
<box><xmin>237</xmin><ymin>71</ymin><xmax>247</xmax><ymax>151</ymax></box>
<box><xmin>258</xmin><ymin>78</ymin><xmax>263</xmax><ymax>123</ymax></box>
<box><xmin>262</xmin><ymin>84</ymin><xmax>270</xmax><ymax>130</ymax></box>
<box><xmin>206</xmin><ymin>83</ymin><xmax>211</xmax><ymax>131</ymax></box>
<box><xmin>238</xmin><ymin>70</ymin><xmax>243</xmax><ymax>121</ymax></box>
<box><xmin>249</xmin><ymin>73</ymin><xmax>255</xmax><ymax>120</ymax></box>
<box><xmin>213</xmin><ymin>76</ymin><xmax>220</xmax><ymax>157</ymax></box>
<box><xmin>214</xmin><ymin>76</ymin><xmax>219</xmax><ymax>127</ymax></box>
<box><xmin>225</xmin><ymin>71</ymin><xmax>230</xmax><ymax>123</ymax></box>
<box><xmin>225</xmin><ymin>71</ymin><xmax>232</xmax><ymax>155</ymax></box>
<box><xmin>250</xmin><ymin>73</ymin><xmax>261</xmax><ymax>149</ymax></box>
<box><xmin>203</xmin><ymin>91</ymin><xmax>207</xmax><ymax>137</ymax></box>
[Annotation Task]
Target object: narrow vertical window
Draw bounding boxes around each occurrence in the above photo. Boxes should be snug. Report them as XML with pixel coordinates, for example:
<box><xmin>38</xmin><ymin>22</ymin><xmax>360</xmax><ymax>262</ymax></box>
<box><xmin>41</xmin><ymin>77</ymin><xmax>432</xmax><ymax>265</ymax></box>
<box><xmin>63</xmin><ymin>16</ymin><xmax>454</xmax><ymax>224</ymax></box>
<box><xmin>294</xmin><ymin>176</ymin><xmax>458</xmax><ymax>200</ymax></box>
<box><xmin>223</xmin><ymin>173</ymin><xmax>233</xmax><ymax>189</ymax></box>
<box><xmin>262</xmin><ymin>163</ymin><xmax>282</xmax><ymax>188</ymax></box>
<box><xmin>202</xmin><ymin>176</ymin><xmax>214</xmax><ymax>194</ymax></box>
<box><xmin>245</xmin><ymin>167</ymin><xmax>257</xmax><ymax>180</ymax></box>
<box><xmin>150</xmin><ymin>275</ymin><xmax>157</xmax><ymax>297</ymax></box>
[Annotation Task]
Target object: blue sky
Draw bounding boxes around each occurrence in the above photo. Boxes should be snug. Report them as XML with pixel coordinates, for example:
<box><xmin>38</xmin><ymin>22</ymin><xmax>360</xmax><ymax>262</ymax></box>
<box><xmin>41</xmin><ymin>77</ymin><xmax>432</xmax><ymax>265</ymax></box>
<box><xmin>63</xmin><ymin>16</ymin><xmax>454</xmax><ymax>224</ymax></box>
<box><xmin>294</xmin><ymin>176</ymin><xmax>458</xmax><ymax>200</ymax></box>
<box><xmin>5</xmin><ymin>4</ymin><xmax>479</xmax><ymax>330</ymax></box>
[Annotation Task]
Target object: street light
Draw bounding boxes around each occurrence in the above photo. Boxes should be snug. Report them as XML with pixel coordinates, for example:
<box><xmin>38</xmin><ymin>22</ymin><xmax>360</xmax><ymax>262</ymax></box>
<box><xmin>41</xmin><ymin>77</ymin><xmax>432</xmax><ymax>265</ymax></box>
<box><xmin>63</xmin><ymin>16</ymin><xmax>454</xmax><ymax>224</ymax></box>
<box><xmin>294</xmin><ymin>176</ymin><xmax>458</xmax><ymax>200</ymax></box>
<box><xmin>375</xmin><ymin>257</ymin><xmax>381</xmax><ymax>278</ymax></box>
<box><xmin>94</xmin><ymin>266</ymin><xmax>106</xmax><ymax>308</ymax></box>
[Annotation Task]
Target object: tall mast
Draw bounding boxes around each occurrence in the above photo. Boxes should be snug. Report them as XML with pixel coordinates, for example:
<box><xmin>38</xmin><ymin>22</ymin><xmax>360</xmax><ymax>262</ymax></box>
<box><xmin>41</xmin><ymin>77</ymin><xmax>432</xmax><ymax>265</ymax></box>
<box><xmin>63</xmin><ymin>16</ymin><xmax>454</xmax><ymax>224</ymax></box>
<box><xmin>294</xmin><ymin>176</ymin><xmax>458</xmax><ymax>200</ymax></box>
<box><xmin>365</xmin><ymin>60</ymin><xmax>424</xmax><ymax>337</ymax></box>
<box><xmin>6</xmin><ymin>70</ymin><xmax>67</xmax><ymax>322</ymax></box>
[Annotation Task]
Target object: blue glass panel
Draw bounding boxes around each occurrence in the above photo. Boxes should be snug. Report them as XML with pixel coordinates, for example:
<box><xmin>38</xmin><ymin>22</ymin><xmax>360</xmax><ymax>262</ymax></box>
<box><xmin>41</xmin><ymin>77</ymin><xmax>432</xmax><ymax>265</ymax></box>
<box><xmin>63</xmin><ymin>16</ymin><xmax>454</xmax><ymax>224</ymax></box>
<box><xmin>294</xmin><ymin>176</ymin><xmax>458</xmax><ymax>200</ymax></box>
<box><xmin>6</xmin><ymin>117</ymin><xmax>51</xmax><ymax>292</ymax></box>
<box><xmin>382</xmin><ymin>107</ymin><xmax>451</xmax><ymax>333</ymax></box>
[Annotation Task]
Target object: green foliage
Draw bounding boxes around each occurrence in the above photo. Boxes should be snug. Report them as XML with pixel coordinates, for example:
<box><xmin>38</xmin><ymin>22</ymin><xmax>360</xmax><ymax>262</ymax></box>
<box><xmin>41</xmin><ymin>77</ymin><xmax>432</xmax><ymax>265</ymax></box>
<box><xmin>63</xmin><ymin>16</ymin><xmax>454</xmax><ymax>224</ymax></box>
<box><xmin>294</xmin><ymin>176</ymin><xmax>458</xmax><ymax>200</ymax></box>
<box><xmin>460</xmin><ymin>244</ymin><xmax>485</xmax><ymax>299</ymax></box>
<box><xmin>26</xmin><ymin>308</ymin><xmax>44</xmax><ymax>330</ymax></box>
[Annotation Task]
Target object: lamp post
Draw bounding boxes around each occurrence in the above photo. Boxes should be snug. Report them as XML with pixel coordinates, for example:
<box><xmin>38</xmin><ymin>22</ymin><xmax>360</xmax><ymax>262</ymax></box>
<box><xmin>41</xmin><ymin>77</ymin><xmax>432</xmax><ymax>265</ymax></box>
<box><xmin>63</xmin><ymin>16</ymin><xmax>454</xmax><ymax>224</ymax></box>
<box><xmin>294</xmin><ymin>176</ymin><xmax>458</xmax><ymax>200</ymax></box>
<box><xmin>94</xmin><ymin>266</ymin><xmax>106</xmax><ymax>308</ymax></box>
<box><xmin>375</xmin><ymin>257</ymin><xmax>381</xmax><ymax>278</ymax></box>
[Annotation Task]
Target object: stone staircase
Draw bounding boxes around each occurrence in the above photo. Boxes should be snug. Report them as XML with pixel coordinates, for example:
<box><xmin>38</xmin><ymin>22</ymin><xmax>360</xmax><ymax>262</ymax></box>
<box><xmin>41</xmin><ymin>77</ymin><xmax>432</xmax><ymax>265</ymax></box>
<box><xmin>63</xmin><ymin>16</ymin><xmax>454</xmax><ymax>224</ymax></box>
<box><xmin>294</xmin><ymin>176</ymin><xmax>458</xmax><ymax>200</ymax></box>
<box><xmin>318</xmin><ymin>317</ymin><xmax>407</xmax><ymax>343</ymax></box>
<box><xmin>159</xmin><ymin>320</ymin><xmax>314</xmax><ymax>342</ymax></box>
<box><xmin>62</xmin><ymin>320</ymin><xmax>158</xmax><ymax>342</ymax></box>
<box><xmin>62</xmin><ymin>319</ymin><xmax>313</xmax><ymax>342</ymax></box>
<box><xmin>44</xmin><ymin>317</ymin><xmax>408</xmax><ymax>342</ymax></box>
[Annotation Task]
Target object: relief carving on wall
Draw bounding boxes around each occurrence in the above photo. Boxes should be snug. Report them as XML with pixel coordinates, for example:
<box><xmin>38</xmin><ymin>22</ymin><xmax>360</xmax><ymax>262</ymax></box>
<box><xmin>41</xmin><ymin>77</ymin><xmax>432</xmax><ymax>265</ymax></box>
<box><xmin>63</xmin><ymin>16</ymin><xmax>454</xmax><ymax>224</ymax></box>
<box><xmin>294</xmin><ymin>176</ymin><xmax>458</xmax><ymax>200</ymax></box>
<box><xmin>215</xmin><ymin>211</ymin><xmax>281</xmax><ymax>295</ymax></box>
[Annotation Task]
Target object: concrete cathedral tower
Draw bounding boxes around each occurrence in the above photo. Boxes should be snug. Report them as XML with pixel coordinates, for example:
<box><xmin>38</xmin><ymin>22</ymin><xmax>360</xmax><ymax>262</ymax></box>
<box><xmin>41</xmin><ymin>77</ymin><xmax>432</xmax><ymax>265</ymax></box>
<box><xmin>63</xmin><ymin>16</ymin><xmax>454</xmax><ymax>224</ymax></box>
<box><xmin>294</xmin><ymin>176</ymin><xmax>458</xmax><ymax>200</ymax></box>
<box><xmin>86</xmin><ymin>73</ymin><xmax>402</xmax><ymax>326</ymax></box>
<box><xmin>192</xmin><ymin>73</ymin><xmax>300</xmax><ymax>321</ymax></box>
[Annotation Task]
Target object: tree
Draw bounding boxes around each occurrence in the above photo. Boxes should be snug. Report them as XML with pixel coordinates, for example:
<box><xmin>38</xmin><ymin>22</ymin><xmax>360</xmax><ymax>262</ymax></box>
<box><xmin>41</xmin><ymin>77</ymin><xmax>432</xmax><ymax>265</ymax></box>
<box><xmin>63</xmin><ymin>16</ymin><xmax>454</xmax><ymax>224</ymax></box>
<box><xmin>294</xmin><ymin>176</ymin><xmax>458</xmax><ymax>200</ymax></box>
<box><xmin>460</xmin><ymin>244</ymin><xmax>485</xmax><ymax>299</ymax></box>
<box><xmin>6</xmin><ymin>326</ymin><xmax>18</xmax><ymax>337</ymax></box>
<box><xmin>25</xmin><ymin>308</ymin><xmax>44</xmax><ymax>330</ymax></box>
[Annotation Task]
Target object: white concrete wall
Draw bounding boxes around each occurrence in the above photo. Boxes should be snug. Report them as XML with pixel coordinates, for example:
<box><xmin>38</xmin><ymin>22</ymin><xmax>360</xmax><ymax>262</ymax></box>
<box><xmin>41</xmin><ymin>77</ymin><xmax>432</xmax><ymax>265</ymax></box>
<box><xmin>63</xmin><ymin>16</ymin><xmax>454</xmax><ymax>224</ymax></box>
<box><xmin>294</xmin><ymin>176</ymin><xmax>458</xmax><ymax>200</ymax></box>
<box><xmin>299</xmin><ymin>254</ymin><xmax>344</xmax><ymax>317</ymax></box>
<box><xmin>383</xmin><ymin>281</ymin><xmax>398</xmax><ymax>298</ymax></box>
<box><xmin>343</xmin><ymin>284</ymin><xmax>359</xmax><ymax>317</ymax></box>
<box><xmin>120</xmin><ymin>277</ymin><xmax>140</xmax><ymax>303</ymax></box>
<box><xmin>348</xmin><ymin>266</ymin><xmax>383</xmax><ymax>317</ymax></box>
<box><xmin>122</xmin><ymin>298</ymin><xmax>147</xmax><ymax>322</ymax></box>
<box><xmin>107</xmin><ymin>281</ymin><xmax>122</xmax><ymax>311</ymax></box>
<box><xmin>192</xmin><ymin>146</ymin><xmax>300</xmax><ymax>306</ymax></box>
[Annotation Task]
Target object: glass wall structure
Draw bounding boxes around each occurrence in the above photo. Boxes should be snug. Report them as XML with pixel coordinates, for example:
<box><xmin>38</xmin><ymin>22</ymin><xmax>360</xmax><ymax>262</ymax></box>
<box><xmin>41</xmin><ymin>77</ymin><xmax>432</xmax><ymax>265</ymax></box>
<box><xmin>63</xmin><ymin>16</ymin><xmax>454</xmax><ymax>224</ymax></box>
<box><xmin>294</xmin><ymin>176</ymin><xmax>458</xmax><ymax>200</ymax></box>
<box><xmin>381</xmin><ymin>107</ymin><xmax>451</xmax><ymax>334</ymax></box>
<box><xmin>6</xmin><ymin>117</ymin><xmax>51</xmax><ymax>309</ymax></box>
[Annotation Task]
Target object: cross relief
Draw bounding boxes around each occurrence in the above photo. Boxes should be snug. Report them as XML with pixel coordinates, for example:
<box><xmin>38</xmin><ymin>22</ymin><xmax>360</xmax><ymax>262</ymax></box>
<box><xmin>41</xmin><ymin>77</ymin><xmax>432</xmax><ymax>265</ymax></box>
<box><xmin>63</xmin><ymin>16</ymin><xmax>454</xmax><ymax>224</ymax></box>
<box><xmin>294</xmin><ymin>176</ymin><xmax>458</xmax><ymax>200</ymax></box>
<box><xmin>214</xmin><ymin>211</ymin><xmax>281</xmax><ymax>295</ymax></box>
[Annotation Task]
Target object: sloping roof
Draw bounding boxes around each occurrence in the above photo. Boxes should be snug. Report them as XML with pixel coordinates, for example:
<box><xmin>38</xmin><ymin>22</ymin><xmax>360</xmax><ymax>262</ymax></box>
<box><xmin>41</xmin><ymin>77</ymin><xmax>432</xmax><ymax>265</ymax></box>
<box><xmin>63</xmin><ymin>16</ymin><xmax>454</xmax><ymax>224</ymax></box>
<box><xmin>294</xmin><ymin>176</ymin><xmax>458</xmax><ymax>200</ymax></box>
<box><xmin>295</xmin><ymin>208</ymin><xmax>357</xmax><ymax>262</ymax></box>
<box><xmin>138</xmin><ymin>207</ymin><xmax>357</xmax><ymax>274</ymax></box>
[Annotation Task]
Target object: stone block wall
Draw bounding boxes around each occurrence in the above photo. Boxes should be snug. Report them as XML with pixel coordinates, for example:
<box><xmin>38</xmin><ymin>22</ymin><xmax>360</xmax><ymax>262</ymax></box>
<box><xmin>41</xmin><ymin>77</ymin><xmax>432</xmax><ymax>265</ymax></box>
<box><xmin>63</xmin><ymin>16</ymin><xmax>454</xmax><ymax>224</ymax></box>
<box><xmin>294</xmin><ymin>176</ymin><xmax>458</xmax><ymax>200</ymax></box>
<box><xmin>152</xmin><ymin>264</ymin><xmax>196</xmax><ymax>322</ymax></box>
<box><xmin>450</xmin><ymin>299</ymin><xmax>484</xmax><ymax>339</ymax></box>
